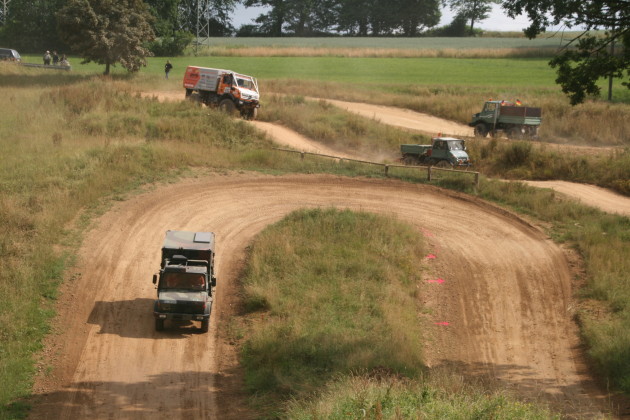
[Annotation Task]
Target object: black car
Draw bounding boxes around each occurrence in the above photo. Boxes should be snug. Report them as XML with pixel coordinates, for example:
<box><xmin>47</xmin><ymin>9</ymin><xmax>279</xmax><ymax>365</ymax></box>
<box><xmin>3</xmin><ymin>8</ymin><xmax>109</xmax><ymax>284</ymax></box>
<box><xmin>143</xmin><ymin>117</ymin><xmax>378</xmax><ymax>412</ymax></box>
<box><xmin>0</xmin><ymin>48</ymin><xmax>21</xmax><ymax>62</ymax></box>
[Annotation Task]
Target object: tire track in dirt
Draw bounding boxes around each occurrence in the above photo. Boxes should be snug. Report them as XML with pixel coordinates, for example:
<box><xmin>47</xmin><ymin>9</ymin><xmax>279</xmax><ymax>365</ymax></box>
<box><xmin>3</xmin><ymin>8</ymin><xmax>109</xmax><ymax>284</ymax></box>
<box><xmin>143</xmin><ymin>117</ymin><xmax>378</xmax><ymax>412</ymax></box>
<box><xmin>29</xmin><ymin>174</ymin><xmax>614</xmax><ymax>419</ymax></box>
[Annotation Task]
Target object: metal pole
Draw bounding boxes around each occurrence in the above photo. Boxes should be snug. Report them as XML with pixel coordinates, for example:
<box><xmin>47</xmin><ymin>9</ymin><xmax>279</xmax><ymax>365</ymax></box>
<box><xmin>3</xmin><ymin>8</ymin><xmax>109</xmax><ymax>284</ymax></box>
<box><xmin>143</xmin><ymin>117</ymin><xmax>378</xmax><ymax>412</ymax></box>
<box><xmin>608</xmin><ymin>23</ymin><xmax>615</xmax><ymax>102</ymax></box>
<box><xmin>1</xmin><ymin>0</ymin><xmax>10</xmax><ymax>25</ymax></box>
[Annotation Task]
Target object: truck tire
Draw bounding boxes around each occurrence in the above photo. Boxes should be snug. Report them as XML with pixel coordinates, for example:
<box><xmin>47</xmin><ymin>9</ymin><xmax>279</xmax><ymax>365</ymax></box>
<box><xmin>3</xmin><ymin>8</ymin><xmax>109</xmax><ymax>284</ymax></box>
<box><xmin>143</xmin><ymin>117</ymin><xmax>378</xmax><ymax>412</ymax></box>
<box><xmin>435</xmin><ymin>160</ymin><xmax>453</xmax><ymax>169</ymax></box>
<box><xmin>402</xmin><ymin>154</ymin><xmax>417</xmax><ymax>165</ymax></box>
<box><xmin>245</xmin><ymin>108</ymin><xmax>258</xmax><ymax>120</ymax></box>
<box><xmin>474</xmin><ymin>124</ymin><xmax>488</xmax><ymax>138</ymax></box>
<box><xmin>188</xmin><ymin>92</ymin><xmax>201</xmax><ymax>105</ymax></box>
<box><xmin>155</xmin><ymin>318</ymin><xmax>165</xmax><ymax>331</ymax></box>
<box><xmin>219</xmin><ymin>98</ymin><xmax>236</xmax><ymax>115</ymax></box>
<box><xmin>200</xmin><ymin>319</ymin><xmax>209</xmax><ymax>333</ymax></box>
<box><xmin>508</xmin><ymin>126</ymin><xmax>525</xmax><ymax>140</ymax></box>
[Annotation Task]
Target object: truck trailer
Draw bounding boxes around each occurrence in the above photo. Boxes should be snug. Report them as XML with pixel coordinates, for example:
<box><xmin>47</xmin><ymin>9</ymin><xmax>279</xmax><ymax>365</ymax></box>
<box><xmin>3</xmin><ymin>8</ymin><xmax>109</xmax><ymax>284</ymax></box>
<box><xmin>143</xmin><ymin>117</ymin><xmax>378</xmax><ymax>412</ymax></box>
<box><xmin>470</xmin><ymin>100</ymin><xmax>541</xmax><ymax>139</ymax></box>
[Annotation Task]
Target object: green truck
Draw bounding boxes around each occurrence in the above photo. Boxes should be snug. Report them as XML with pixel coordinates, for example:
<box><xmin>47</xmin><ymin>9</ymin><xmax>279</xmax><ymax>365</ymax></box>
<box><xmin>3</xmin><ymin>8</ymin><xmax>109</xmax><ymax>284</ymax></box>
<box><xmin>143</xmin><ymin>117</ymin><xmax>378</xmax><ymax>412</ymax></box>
<box><xmin>401</xmin><ymin>137</ymin><xmax>471</xmax><ymax>167</ymax></box>
<box><xmin>152</xmin><ymin>230</ymin><xmax>217</xmax><ymax>333</ymax></box>
<box><xmin>470</xmin><ymin>100</ymin><xmax>541</xmax><ymax>139</ymax></box>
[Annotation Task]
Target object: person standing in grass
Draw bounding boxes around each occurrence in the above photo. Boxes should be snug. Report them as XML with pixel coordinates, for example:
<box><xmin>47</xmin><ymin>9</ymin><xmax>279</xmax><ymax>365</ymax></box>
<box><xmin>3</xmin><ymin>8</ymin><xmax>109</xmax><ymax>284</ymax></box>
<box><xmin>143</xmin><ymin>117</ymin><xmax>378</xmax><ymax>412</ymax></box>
<box><xmin>164</xmin><ymin>60</ymin><xmax>173</xmax><ymax>79</ymax></box>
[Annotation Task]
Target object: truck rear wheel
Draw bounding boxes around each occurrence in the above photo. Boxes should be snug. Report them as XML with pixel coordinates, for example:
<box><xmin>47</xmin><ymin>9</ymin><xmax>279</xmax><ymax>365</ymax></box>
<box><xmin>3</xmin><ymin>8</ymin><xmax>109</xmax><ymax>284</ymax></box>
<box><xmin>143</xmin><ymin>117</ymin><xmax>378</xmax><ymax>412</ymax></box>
<box><xmin>219</xmin><ymin>99</ymin><xmax>236</xmax><ymax>115</ymax></box>
<box><xmin>155</xmin><ymin>318</ymin><xmax>165</xmax><ymax>331</ymax></box>
<box><xmin>188</xmin><ymin>92</ymin><xmax>201</xmax><ymax>105</ymax></box>
<box><xmin>508</xmin><ymin>126</ymin><xmax>525</xmax><ymax>140</ymax></box>
<box><xmin>474</xmin><ymin>124</ymin><xmax>488</xmax><ymax>138</ymax></box>
<box><xmin>200</xmin><ymin>319</ymin><xmax>209</xmax><ymax>333</ymax></box>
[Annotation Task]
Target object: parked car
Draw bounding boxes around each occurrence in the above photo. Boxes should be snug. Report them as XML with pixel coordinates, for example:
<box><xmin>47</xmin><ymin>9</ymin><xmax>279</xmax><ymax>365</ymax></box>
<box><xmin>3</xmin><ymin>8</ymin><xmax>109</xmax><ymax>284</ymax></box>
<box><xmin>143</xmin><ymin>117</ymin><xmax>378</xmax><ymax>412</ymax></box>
<box><xmin>0</xmin><ymin>48</ymin><xmax>21</xmax><ymax>62</ymax></box>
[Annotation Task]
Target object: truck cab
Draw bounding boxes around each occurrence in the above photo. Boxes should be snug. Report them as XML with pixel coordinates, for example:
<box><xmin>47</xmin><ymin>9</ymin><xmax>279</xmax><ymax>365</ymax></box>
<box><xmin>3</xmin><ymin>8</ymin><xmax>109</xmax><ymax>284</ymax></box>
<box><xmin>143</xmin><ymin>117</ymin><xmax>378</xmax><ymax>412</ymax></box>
<box><xmin>152</xmin><ymin>231</ymin><xmax>217</xmax><ymax>333</ymax></box>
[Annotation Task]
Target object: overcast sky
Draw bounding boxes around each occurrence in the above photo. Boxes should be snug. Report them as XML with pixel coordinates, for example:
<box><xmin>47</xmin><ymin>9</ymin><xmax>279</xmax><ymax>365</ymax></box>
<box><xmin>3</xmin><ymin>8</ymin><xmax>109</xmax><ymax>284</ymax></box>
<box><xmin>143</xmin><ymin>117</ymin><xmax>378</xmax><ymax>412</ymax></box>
<box><xmin>232</xmin><ymin>4</ymin><xmax>535</xmax><ymax>32</ymax></box>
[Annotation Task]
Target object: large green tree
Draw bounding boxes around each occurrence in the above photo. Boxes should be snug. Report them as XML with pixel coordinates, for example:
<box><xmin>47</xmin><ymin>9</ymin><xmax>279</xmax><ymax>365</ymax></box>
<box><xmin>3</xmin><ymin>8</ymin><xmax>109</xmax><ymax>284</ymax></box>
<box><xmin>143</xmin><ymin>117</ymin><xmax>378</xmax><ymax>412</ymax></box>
<box><xmin>57</xmin><ymin>0</ymin><xmax>155</xmax><ymax>75</ymax></box>
<box><xmin>0</xmin><ymin>0</ymin><xmax>66</xmax><ymax>52</ymax></box>
<box><xmin>444</xmin><ymin>0</ymin><xmax>500</xmax><ymax>35</ymax></box>
<box><xmin>502</xmin><ymin>0</ymin><xmax>630</xmax><ymax>104</ymax></box>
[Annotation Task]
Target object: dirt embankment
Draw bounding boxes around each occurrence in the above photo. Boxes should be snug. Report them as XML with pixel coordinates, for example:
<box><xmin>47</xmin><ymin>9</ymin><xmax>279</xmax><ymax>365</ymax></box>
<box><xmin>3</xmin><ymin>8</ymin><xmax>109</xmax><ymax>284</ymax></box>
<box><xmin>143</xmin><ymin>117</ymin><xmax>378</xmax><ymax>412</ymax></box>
<box><xmin>29</xmin><ymin>174</ymin><xmax>619</xmax><ymax>419</ymax></box>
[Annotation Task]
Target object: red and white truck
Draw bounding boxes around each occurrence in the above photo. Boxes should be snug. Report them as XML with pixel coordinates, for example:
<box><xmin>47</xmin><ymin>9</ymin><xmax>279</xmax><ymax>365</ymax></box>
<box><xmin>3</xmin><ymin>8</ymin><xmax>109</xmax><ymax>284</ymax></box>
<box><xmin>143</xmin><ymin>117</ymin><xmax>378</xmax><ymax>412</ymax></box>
<box><xmin>183</xmin><ymin>66</ymin><xmax>260</xmax><ymax>120</ymax></box>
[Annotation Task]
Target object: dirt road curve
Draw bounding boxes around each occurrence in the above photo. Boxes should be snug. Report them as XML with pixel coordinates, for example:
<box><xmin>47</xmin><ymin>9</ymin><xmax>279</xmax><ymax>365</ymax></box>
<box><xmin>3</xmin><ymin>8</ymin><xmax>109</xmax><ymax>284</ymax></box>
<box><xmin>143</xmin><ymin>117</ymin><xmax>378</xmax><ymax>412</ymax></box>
<box><xmin>523</xmin><ymin>180</ymin><xmax>630</xmax><ymax>217</ymax></box>
<box><xmin>30</xmin><ymin>174</ymin><xmax>613</xmax><ymax>419</ymax></box>
<box><xmin>317</xmin><ymin>98</ymin><xmax>474</xmax><ymax>137</ymax></box>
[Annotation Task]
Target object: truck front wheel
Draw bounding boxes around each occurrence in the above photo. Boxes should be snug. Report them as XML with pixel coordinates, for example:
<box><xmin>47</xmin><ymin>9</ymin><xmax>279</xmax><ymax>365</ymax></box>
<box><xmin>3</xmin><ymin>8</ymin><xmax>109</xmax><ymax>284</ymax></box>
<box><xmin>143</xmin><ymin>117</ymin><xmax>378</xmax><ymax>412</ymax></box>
<box><xmin>200</xmin><ymin>319</ymin><xmax>209</xmax><ymax>333</ymax></box>
<box><xmin>474</xmin><ymin>124</ymin><xmax>488</xmax><ymax>138</ymax></box>
<box><xmin>155</xmin><ymin>318</ymin><xmax>165</xmax><ymax>331</ymax></box>
<box><xmin>219</xmin><ymin>99</ymin><xmax>236</xmax><ymax>116</ymax></box>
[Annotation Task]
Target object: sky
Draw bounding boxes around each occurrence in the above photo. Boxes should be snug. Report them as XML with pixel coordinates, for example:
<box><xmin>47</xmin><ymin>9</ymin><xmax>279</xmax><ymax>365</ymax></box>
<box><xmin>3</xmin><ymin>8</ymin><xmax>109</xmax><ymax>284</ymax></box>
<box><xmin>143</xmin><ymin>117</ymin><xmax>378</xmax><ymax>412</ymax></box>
<box><xmin>232</xmin><ymin>4</ymin><xmax>536</xmax><ymax>32</ymax></box>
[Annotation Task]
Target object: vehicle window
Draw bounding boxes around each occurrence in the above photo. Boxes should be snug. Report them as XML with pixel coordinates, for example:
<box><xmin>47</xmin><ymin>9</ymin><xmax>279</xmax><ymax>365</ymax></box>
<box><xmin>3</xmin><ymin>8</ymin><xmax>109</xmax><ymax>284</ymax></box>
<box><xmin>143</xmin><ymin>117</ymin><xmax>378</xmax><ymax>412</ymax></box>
<box><xmin>236</xmin><ymin>77</ymin><xmax>254</xmax><ymax>90</ymax></box>
<box><xmin>162</xmin><ymin>273</ymin><xmax>205</xmax><ymax>290</ymax></box>
<box><xmin>484</xmin><ymin>103</ymin><xmax>496</xmax><ymax>112</ymax></box>
<box><xmin>449</xmin><ymin>141</ymin><xmax>464</xmax><ymax>150</ymax></box>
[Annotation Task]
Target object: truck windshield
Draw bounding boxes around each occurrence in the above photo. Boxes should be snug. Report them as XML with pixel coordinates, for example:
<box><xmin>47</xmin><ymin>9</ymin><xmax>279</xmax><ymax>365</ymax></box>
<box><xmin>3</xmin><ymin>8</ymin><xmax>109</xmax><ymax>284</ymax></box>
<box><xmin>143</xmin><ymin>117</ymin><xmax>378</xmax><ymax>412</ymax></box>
<box><xmin>162</xmin><ymin>273</ymin><xmax>205</xmax><ymax>290</ymax></box>
<box><xmin>448</xmin><ymin>141</ymin><xmax>465</xmax><ymax>151</ymax></box>
<box><xmin>236</xmin><ymin>77</ymin><xmax>255</xmax><ymax>90</ymax></box>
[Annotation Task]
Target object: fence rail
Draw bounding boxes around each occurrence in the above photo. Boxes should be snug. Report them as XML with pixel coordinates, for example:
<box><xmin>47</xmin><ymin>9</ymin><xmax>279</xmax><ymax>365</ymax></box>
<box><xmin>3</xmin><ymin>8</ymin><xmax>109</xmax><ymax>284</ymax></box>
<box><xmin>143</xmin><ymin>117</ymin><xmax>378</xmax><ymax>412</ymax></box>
<box><xmin>20</xmin><ymin>63</ymin><xmax>71</xmax><ymax>71</ymax></box>
<box><xmin>272</xmin><ymin>147</ymin><xmax>479</xmax><ymax>188</ymax></box>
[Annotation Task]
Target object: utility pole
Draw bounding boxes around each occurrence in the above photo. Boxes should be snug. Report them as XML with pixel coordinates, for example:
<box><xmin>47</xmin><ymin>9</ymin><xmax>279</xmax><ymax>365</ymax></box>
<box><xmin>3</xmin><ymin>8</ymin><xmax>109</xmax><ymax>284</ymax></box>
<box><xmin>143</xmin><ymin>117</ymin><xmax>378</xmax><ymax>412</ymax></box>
<box><xmin>195</xmin><ymin>0</ymin><xmax>211</xmax><ymax>56</ymax></box>
<box><xmin>608</xmin><ymin>23</ymin><xmax>615</xmax><ymax>102</ymax></box>
<box><xmin>1</xmin><ymin>0</ymin><xmax>10</xmax><ymax>25</ymax></box>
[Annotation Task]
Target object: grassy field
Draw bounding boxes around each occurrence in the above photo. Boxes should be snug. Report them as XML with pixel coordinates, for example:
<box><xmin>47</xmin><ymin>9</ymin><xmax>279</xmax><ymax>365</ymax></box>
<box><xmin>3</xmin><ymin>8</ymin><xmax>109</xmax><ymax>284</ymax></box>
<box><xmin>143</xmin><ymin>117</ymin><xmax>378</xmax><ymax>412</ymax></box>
<box><xmin>0</xmin><ymin>45</ymin><xmax>629</xmax><ymax>418</ymax></box>
<box><xmin>20</xmin><ymin>55</ymin><xmax>559</xmax><ymax>87</ymax></box>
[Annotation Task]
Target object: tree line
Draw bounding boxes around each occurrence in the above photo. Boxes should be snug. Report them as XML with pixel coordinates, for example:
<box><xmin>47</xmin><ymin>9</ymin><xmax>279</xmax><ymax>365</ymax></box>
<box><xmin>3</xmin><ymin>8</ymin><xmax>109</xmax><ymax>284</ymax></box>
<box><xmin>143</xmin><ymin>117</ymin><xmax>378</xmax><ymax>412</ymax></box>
<box><xmin>0</xmin><ymin>0</ymin><xmax>627</xmax><ymax>104</ymax></box>
<box><xmin>0</xmin><ymin>0</ymin><xmax>499</xmax><ymax>53</ymax></box>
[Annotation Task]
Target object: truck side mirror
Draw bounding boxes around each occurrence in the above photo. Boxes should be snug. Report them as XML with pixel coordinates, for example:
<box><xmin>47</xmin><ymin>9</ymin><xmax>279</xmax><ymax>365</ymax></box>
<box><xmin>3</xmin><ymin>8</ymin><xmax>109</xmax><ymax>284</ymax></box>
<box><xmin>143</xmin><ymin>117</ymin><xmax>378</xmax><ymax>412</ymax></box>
<box><xmin>152</xmin><ymin>274</ymin><xmax>157</xmax><ymax>285</ymax></box>
<box><xmin>211</xmin><ymin>276</ymin><xmax>217</xmax><ymax>287</ymax></box>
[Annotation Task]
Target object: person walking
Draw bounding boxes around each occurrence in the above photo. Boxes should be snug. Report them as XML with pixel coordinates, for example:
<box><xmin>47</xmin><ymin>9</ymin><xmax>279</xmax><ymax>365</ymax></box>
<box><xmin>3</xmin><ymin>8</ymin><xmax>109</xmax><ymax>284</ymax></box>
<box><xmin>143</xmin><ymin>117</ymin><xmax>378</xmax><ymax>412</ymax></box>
<box><xmin>164</xmin><ymin>60</ymin><xmax>173</xmax><ymax>79</ymax></box>
<box><xmin>43</xmin><ymin>50</ymin><xmax>51</xmax><ymax>65</ymax></box>
<box><xmin>52</xmin><ymin>51</ymin><xmax>59</xmax><ymax>65</ymax></box>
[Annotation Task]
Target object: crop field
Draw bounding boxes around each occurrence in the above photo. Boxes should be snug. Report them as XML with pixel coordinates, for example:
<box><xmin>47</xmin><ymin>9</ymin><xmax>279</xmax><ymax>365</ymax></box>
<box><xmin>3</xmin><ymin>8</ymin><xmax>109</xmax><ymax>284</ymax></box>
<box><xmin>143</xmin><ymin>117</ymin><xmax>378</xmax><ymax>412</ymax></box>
<box><xmin>197</xmin><ymin>36</ymin><xmax>572</xmax><ymax>50</ymax></box>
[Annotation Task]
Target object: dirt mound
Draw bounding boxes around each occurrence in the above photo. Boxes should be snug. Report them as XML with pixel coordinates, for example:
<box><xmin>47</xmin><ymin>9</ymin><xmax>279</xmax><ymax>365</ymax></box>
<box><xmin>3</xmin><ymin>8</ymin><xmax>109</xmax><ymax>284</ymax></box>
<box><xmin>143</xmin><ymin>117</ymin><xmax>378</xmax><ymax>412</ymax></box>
<box><xmin>29</xmin><ymin>174</ymin><xmax>613</xmax><ymax>419</ymax></box>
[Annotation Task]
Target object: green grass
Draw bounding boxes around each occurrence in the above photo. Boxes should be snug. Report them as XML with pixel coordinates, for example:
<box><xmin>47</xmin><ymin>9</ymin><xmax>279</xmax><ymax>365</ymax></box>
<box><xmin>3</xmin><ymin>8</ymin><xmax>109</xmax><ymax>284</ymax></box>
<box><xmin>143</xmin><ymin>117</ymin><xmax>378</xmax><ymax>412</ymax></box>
<box><xmin>285</xmin><ymin>374</ymin><xmax>558</xmax><ymax>419</ymax></box>
<box><xmin>17</xmin><ymin>54</ymin><xmax>557</xmax><ymax>86</ymax></box>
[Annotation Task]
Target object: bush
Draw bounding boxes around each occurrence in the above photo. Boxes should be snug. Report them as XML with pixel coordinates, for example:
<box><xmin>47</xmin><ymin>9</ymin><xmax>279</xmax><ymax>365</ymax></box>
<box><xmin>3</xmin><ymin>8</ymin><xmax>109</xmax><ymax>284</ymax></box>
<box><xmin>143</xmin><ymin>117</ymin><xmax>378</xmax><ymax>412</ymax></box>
<box><xmin>147</xmin><ymin>31</ymin><xmax>193</xmax><ymax>56</ymax></box>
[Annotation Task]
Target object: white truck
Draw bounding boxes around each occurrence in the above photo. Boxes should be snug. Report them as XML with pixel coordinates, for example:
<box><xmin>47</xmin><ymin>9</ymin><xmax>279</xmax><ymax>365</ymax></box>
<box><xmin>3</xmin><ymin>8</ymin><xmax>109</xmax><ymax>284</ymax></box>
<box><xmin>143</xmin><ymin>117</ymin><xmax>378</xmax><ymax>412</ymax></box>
<box><xmin>183</xmin><ymin>66</ymin><xmax>260</xmax><ymax>120</ymax></box>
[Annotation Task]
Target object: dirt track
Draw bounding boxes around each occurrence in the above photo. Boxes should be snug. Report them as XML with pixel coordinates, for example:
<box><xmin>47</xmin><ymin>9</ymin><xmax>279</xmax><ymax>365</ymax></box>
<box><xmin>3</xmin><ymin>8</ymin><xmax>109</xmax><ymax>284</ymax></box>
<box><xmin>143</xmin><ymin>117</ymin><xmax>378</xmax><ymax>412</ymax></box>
<box><xmin>28</xmin><ymin>92</ymin><xmax>629</xmax><ymax>419</ymax></box>
<box><xmin>30</xmin><ymin>174</ymin><xmax>615</xmax><ymax>419</ymax></box>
